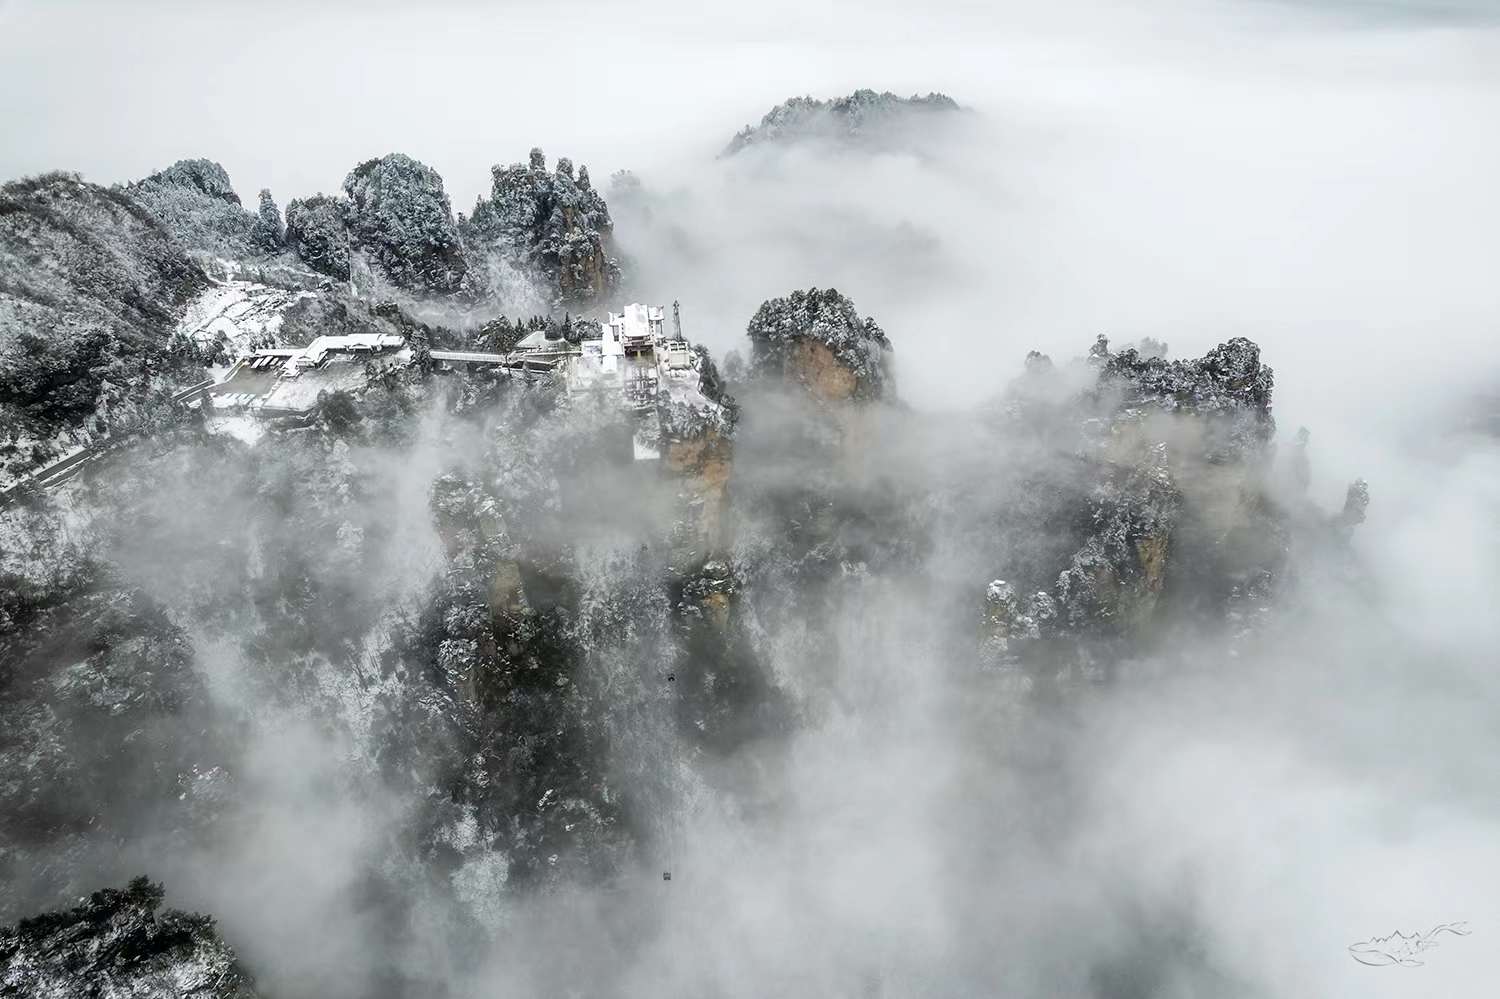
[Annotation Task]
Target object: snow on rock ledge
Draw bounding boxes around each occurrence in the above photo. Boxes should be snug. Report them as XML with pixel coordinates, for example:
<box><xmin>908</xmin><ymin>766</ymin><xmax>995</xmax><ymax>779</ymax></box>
<box><xmin>175</xmin><ymin>273</ymin><xmax>315</xmax><ymax>363</ymax></box>
<box><xmin>0</xmin><ymin>877</ymin><xmax>259</xmax><ymax>998</ymax></box>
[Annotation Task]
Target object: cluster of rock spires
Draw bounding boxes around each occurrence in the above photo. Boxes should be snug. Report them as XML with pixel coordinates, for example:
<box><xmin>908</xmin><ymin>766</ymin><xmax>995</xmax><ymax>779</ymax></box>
<box><xmin>461</xmin><ymin>149</ymin><xmax>620</xmax><ymax>305</ymax></box>
<box><xmin>286</xmin><ymin>148</ymin><xmax>619</xmax><ymax>304</ymax></box>
<box><xmin>94</xmin><ymin>148</ymin><xmax>618</xmax><ymax>308</ymax></box>
<box><xmin>981</xmin><ymin>333</ymin><xmax>1368</xmax><ymax>687</ymax></box>
<box><xmin>0</xmin><ymin>147</ymin><xmax>622</xmax><ymax>477</ymax></box>
<box><xmin>284</xmin><ymin>148</ymin><xmax>622</xmax><ymax>303</ymax></box>
<box><xmin>0</xmin><ymin>88</ymin><xmax>1379</xmax><ymax>996</ymax></box>
<box><xmin>0</xmin><ymin>272</ymin><xmax>1372</xmax><ymax>990</ymax></box>
<box><xmin>0</xmin><ymin>87</ymin><xmax>969</xmax><ymax>483</ymax></box>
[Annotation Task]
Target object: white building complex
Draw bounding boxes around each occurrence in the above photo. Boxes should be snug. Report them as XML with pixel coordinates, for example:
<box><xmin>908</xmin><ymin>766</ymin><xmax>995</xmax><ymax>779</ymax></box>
<box><xmin>564</xmin><ymin>304</ymin><xmax>693</xmax><ymax>402</ymax></box>
<box><xmin>197</xmin><ymin>303</ymin><xmax>721</xmax><ymax>460</ymax></box>
<box><xmin>555</xmin><ymin>303</ymin><xmax>716</xmax><ymax>460</ymax></box>
<box><xmin>209</xmin><ymin>333</ymin><xmax>408</xmax><ymax>414</ymax></box>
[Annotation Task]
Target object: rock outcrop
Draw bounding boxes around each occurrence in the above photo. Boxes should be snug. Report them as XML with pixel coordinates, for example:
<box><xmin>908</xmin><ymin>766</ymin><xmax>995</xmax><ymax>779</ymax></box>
<box><xmin>125</xmin><ymin>159</ymin><xmax>261</xmax><ymax>260</ymax></box>
<box><xmin>461</xmin><ymin>148</ymin><xmax>620</xmax><ymax>307</ymax></box>
<box><xmin>979</xmin><ymin>333</ymin><xmax>1364</xmax><ymax>687</ymax></box>
<box><xmin>745</xmin><ymin>287</ymin><xmax>893</xmax><ymax>402</ymax></box>
<box><xmin>1052</xmin><ymin>442</ymin><xmax>1179</xmax><ymax>637</ymax></box>
<box><xmin>659</xmin><ymin>345</ymin><xmax>738</xmax><ymax>561</ymax></box>
<box><xmin>283</xmin><ymin>193</ymin><xmax>350</xmax><ymax>282</ymax></box>
<box><xmin>0</xmin><ymin>877</ymin><xmax>258</xmax><ymax>998</ymax></box>
<box><xmin>1097</xmin><ymin>335</ymin><xmax>1275</xmax><ymax>462</ymax></box>
<box><xmin>342</xmin><ymin>153</ymin><xmax>469</xmax><ymax>296</ymax></box>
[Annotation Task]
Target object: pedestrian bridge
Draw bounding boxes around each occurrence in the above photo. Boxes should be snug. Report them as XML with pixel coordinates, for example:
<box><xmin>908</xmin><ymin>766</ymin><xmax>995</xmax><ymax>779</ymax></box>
<box><xmin>429</xmin><ymin>349</ymin><xmax>572</xmax><ymax>372</ymax></box>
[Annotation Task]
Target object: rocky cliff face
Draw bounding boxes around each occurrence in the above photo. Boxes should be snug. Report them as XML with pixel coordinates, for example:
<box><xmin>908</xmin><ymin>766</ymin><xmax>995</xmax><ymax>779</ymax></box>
<box><xmin>658</xmin><ymin>346</ymin><xmax>737</xmax><ymax>560</ymax></box>
<box><xmin>0</xmin><ymin>877</ymin><xmax>258</xmax><ymax>999</ymax></box>
<box><xmin>662</xmin><ymin>426</ymin><xmax>734</xmax><ymax>558</ymax></box>
<box><xmin>461</xmin><ymin>148</ymin><xmax>621</xmax><ymax>307</ymax></box>
<box><xmin>977</xmin><ymin>334</ymin><xmax>1358</xmax><ymax>689</ymax></box>
<box><xmin>283</xmin><ymin>193</ymin><xmax>350</xmax><ymax>282</ymax></box>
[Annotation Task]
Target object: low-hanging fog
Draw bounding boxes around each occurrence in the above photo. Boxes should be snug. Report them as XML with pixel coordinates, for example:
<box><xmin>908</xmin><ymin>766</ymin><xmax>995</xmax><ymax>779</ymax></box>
<box><xmin>3</xmin><ymin>1</ymin><xmax>1499</xmax><ymax>997</ymax></box>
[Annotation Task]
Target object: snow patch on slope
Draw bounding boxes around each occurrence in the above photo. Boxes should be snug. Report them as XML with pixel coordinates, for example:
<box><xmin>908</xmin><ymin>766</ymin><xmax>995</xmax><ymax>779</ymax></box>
<box><xmin>176</xmin><ymin>276</ymin><xmax>315</xmax><ymax>360</ymax></box>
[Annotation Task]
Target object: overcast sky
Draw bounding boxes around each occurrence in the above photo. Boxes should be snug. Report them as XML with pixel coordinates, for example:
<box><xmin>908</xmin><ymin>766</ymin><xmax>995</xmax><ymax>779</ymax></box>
<box><xmin>1</xmin><ymin>0</ymin><xmax>1495</xmax><ymax>207</ymax></box>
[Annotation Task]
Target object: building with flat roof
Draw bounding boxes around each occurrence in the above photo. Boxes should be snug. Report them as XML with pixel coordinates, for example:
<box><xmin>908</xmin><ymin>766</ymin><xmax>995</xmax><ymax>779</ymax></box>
<box><xmin>208</xmin><ymin>334</ymin><xmax>409</xmax><ymax>415</ymax></box>
<box><xmin>567</xmin><ymin>304</ymin><xmax>669</xmax><ymax>393</ymax></box>
<box><xmin>563</xmin><ymin>302</ymin><xmax>726</xmax><ymax>461</ymax></box>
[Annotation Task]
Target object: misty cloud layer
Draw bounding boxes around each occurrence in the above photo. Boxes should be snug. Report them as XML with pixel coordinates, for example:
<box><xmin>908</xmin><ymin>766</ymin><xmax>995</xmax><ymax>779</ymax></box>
<box><xmin>3</xmin><ymin>2</ymin><xmax>1499</xmax><ymax>998</ymax></box>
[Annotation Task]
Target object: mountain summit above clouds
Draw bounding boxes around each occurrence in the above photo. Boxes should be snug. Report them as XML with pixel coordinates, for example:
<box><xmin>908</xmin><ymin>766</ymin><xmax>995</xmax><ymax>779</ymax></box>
<box><xmin>723</xmin><ymin>89</ymin><xmax>964</xmax><ymax>155</ymax></box>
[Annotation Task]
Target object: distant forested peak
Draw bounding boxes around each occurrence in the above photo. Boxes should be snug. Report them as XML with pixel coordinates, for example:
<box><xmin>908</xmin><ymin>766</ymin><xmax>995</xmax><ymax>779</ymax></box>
<box><xmin>724</xmin><ymin>89</ymin><xmax>963</xmax><ymax>155</ymax></box>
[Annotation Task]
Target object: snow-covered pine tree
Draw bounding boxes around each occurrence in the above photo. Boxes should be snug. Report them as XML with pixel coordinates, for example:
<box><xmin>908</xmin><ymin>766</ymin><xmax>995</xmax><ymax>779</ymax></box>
<box><xmin>251</xmin><ymin>188</ymin><xmax>284</xmax><ymax>253</ymax></box>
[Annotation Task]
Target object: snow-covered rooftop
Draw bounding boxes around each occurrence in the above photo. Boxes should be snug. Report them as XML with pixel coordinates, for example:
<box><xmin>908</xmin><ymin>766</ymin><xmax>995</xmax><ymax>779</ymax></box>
<box><xmin>563</xmin><ymin>302</ymin><xmax>727</xmax><ymax>460</ymax></box>
<box><xmin>514</xmin><ymin>329</ymin><xmax>553</xmax><ymax>351</ymax></box>
<box><xmin>295</xmin><ymin>333</ymin><xmax>406</xmax><ymax>366</ymax></box>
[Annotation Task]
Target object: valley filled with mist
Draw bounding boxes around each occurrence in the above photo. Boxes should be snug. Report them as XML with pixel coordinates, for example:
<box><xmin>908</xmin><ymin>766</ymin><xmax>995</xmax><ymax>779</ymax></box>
<box><xmin>2</xmin><ymin>2</ymin><xmax>1499</xmax><ymax>997</ymax></box>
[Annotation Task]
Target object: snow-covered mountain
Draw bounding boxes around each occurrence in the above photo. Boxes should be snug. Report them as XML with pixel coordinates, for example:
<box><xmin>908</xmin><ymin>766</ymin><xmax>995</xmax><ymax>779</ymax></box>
<box><xmin>723</xmin><ymin>89</ymin><xmax>964</xmax><ymax>156</ymax></box>
<box><xmin>0</xmin><ymin>91</ymin><xmax>1392</xmax><ymax>999</ymax></box>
